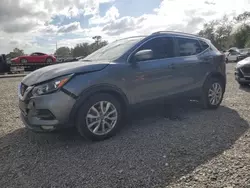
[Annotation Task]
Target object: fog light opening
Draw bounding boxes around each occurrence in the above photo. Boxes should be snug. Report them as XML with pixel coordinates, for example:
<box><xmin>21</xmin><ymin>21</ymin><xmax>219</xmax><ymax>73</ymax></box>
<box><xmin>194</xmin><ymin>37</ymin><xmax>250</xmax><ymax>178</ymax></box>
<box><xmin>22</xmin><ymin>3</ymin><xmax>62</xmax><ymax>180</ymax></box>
<box><xmin>41</xmin><ymin>126</ymin><xmax>55</xmax><ymax>130</ymax></box>
<box><xmin>35</xmin><ymin>109</ymin><xmax>55</xmax><ymax>120</ymax></box>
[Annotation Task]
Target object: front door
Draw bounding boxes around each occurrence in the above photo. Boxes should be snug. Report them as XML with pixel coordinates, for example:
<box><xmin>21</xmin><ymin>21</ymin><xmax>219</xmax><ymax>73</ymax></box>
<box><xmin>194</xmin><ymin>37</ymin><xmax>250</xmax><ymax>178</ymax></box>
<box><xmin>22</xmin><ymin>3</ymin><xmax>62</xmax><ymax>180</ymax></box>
<box><xmin>127</xmin><ymin>36</ymin><xmax>181</xmax><ymax>103</ymax></box>
<box><xmin>30</xmin><ymin>53</ymin><xmax>40</xmax><ymax>63</ymax></box>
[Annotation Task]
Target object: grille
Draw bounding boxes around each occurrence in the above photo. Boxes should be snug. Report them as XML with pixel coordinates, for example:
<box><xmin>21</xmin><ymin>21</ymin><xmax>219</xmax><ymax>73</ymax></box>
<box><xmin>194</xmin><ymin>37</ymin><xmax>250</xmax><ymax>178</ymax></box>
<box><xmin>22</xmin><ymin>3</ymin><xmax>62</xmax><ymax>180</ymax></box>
<box><xmin>241</xmin><ymin>66</ymin><xmax>250</xmax><ymax>74</ymax></box>
<box><xmin>20</xmin><ymin>83</ymin><xmax>28</xmax><ymax>96</ymax></box>
<box><xmin>236</xmin><ymin>69</ymin><xmax>244</xmax><ymax>78</ymax></box>
<box><xmin>238</xmin><ymin>56</ymin><xmax>246</xmax><ymax>60</ymax></box>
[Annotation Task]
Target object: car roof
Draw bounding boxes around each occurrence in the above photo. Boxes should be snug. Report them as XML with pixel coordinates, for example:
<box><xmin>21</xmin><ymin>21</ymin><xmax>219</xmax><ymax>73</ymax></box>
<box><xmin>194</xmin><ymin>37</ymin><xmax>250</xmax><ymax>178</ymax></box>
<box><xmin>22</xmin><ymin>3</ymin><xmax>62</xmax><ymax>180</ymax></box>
<box><xmin>32</xmin><ymin>52</ymin><xmax>46</xmax><ymax>54</ymax></box>
<box><xmin>111</xmin><ymin>31</ymin><xmax>211</xmax><ymax>46</ymax></box>
<box><xmin>116</xmin><ymin>31</ymin><xmax>209</xmax><ymax>43</ymax></box>
<box><xmin>151</xmin><ymin>31</ymin><xmax>208</xmax><ymax>41</ymax></box>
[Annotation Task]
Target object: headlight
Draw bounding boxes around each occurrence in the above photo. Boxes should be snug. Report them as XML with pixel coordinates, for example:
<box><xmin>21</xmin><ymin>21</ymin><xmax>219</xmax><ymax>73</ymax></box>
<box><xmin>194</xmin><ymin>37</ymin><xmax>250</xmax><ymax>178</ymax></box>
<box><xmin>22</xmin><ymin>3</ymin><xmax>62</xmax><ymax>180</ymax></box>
<box><xmin>32</xmin><ymin>74</ymin><xmax>73</xmax><ymax>96</ymax></box>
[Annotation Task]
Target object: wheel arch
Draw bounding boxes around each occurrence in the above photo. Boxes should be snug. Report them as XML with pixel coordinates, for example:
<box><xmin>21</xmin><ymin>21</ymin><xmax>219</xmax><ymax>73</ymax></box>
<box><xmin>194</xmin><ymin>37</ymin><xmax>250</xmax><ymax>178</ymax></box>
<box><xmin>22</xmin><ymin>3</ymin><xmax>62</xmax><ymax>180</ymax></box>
<box><xmin>68</xmin><ymin>84</ymin><xmax>129</xmax><ymax>125</ymax></box>
<box><xmin>45</xmin><ymin>56</ymin><xmax>53</xmax><ymax>62</ymax></box>
<box><xmin>204</xmin><ymin>72</ymin><xmax>226</xmax><ymax>91</ymax></box>
<box><xmin>20</xmin><ymin>57</ymin><xmax>27</xmax><ymax>63</ymax></box>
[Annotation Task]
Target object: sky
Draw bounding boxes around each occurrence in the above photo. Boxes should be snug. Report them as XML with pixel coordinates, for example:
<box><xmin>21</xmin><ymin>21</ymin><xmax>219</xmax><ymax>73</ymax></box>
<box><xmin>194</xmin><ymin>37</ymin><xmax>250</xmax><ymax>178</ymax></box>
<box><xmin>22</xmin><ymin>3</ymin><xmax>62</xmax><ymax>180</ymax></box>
<box><xmin>0</xmin><ymin>0</ymin><xmax>250</xmax><ymax>54</ymax></box>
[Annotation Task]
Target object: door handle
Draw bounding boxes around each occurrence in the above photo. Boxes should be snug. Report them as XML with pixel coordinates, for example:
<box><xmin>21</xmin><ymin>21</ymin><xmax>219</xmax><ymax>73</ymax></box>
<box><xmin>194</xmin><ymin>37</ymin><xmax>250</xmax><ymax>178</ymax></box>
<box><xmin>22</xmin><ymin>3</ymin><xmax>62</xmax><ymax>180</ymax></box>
<box><xmin>168</xmin><ymin>63</ymin><xmax>175</xmax><ymax>69</ymax></box>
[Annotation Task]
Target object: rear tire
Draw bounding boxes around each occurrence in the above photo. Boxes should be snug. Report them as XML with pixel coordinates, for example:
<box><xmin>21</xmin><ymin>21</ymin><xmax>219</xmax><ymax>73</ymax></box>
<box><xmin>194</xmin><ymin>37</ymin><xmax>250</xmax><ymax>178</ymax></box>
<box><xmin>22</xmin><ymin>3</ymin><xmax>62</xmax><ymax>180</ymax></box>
<box><xmin>76</xmin><ymin>93</ymin><xmax>123</xmax><ymax>141</ymax></box>
<box><xmin>46</xmin><ymin>58</ymin><xmax>53</xmax><ymax>63</ymax></box>
<box><xmin>200</xmin><ymin>77</ymin><xmax>224</xmax><ymax>109</ymax></box>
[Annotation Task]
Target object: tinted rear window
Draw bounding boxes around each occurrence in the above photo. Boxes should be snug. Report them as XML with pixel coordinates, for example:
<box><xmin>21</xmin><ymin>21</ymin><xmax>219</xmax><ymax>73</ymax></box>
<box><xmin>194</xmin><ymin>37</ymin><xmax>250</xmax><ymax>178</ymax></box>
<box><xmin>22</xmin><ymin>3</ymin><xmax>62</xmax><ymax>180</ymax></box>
<box><xmin>199</xmin><ymin>40</ymin><xmax>210</xmax><ymax>51</ymax></box>
<box><xmin>176</xmin><ymin>37</ymin><xmax>202</xmax><ymax>56</ymax></box>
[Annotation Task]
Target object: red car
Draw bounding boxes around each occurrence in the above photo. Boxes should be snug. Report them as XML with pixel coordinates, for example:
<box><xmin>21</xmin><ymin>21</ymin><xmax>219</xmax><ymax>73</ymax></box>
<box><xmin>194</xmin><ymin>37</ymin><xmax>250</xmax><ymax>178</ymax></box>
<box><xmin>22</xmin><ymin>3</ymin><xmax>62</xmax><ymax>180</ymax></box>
<box><xmin>11</xmin><ymin>52</ymin><xmax>56</xmax><ymax>64</ymax></box>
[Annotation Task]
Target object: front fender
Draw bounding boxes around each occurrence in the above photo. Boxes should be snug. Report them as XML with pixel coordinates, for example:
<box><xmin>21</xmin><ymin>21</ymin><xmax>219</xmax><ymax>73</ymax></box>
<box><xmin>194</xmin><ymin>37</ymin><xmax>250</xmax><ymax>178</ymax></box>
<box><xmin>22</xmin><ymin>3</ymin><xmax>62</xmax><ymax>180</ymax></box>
<box><xmin>67</xmin><ymin>83</ymin><xmax>129</xmax><ymax>125</ymax></box>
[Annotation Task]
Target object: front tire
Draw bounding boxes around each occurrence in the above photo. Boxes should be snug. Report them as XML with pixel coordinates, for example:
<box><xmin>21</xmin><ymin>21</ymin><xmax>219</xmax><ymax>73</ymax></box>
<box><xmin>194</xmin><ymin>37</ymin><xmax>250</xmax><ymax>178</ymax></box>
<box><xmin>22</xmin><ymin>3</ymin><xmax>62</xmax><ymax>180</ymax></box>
<box><xmin>200</xmin><ymin>77</ymin><xmax>224</xmax><ymax>109</ymax></box>
<box><xmin>46</xmin><ymin>58</ymin><xmax>53</xmax><ymax>63</ymax></box>
<box><xmin>76</xmin><ymin>93</ymin><xmax>123</xmax><ymax>141</ymax></box>
<box><xmin>20</xmin><ymin>58</ymin><xmax>28</xmax><ymax>64</ymax></box>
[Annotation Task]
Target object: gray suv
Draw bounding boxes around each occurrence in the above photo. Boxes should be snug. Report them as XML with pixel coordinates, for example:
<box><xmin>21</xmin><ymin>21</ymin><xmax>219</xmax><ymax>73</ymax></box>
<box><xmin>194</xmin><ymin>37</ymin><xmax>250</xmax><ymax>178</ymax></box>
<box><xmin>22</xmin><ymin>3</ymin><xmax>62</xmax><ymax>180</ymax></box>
<box><xmin>18</xmin><ymin>31</ymin><xmax>226</xmax><ymax>141</ymax></box>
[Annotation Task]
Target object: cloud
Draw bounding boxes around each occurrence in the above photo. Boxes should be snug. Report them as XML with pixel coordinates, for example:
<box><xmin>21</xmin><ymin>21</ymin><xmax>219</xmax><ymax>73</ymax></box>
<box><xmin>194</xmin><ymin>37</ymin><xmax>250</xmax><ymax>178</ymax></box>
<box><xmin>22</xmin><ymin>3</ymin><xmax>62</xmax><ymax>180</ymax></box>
<box><xmin>1</xmin><ymin>18</ymin><xmax>40</xmax><ymax>33</ymax></box>
<box><xmin>9</xmin><ymin>39</ymin><xmax>33</xmax><ymax>48</ymax></box>
<box><xmin>41</xmin><ymin>22</ymin><xmax>83</xmax><ymax>34</ymax></box>
<box><xmin>100</xmin><ymin>0</ymin><xmax>250</xmax><ymax>37</ymax></box>
<box><xmin>0</xmin><ymin>0</ymin><xmax>114</xmax><ymax>35</ymax></box>
<box><xmin>0</xmin><ymin>0</ymin><xmax>249</xmax><ymax>54</ymax></box>
<box><xmin>0</xmin><ymin>0</ymin><xmax>47</xmax><ymax>23</ymax></box>
<box><xmin>57</xmin><ymin>37</ymin><xmax>94</xmax><ymax>48</ymax></box>
<box><xmin>58</xmin><ymin>22</ymin><xmax>82</xmax><ymax>33</ymax></box>
<box><xmin>204</xmin><ymin>0</ymin><xmax>216</xmax><ymax>5</ymax></box>
<box><xmin>102</xmin><ymin>16</ymin><xmax>142</xmax><ymax>35</ymax></box>
<box><xmin>89</xmin><ymin>6</ymin><xmax>119</xmax><ymax>25</ymax></box>
<box><xmin>2</xmin><ymin>22</ymin><xmax>36</xmax><ymax>33</ymax></box>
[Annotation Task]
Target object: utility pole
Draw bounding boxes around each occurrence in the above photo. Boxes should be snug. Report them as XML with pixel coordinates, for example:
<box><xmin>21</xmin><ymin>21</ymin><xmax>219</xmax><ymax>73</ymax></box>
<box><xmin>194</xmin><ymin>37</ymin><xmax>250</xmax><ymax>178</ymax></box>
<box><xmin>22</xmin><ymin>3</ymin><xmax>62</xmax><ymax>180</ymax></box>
<box><xmin>55</xmin><ymin>41</ymin><xmax>58</xmax><ymax>56</ymax></box>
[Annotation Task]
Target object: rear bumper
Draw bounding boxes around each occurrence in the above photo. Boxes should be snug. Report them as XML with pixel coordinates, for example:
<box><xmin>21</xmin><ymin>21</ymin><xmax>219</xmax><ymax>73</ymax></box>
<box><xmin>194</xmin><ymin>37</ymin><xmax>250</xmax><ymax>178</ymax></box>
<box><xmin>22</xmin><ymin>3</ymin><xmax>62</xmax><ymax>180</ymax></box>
<box><xmin>19</xmin><ymin>90</ymin><xmax>76</xmax><ymax>132</ymax></box>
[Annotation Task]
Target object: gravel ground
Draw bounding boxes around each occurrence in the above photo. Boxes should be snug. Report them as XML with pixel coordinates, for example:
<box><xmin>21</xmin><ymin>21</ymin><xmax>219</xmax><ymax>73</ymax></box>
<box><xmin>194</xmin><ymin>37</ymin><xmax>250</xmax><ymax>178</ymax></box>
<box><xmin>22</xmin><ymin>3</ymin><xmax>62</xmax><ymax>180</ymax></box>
<box><xmin>0</xmin><ymin>63</ymin><xmax>249</xmax><ymax>188</ymax></box>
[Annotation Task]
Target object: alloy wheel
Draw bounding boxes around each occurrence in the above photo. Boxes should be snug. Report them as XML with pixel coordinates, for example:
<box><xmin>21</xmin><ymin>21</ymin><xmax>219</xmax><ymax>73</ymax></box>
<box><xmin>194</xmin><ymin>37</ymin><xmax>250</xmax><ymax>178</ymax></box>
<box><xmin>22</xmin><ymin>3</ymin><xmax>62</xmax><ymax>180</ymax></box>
<box><xmin>21</xmin><ymin>59</ymin><xmax>27</xmax><ymax>63</ymax></box>
<box><xmin>46</xmin><ymin>58</ymin><xmax>52</xmax><ymax>63</ymax></box>
<box><xmin>85</xmin><ymin>101</ymin><xmax>118</xmax><ymax>135</ymax></box>
<box><xmin>208</xmin><ymin>82</ymin><xmax>222</xmax><ymax>105</ymax></box>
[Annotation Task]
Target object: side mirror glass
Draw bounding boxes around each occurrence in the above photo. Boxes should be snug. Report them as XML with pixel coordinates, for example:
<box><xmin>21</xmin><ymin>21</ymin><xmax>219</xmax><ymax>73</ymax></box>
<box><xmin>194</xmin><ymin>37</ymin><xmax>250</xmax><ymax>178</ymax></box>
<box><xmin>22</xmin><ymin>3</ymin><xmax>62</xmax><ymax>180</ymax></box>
<box><xmin>133</xmin><ymin>49</ymin><xmax>153</xmax><ymax>62</ymax></box>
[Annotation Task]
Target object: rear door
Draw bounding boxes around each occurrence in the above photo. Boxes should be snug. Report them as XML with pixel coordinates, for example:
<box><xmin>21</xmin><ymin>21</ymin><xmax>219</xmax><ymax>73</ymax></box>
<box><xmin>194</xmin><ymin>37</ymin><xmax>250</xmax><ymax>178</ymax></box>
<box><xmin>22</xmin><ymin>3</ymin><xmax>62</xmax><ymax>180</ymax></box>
<box><xmin>172</xmin><ymin>37</ymin><xmax>210</xmax><ymax>95</ymax></box>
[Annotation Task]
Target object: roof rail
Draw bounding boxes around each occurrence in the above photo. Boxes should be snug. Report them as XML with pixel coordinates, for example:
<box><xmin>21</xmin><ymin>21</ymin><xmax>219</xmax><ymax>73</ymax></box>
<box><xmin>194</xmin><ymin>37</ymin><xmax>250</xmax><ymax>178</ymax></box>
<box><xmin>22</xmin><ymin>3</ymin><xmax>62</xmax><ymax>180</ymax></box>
<box><xmin>152</xmin><ymin>31</ymin><xmax>199</xmax><ymax>37</ymax></box>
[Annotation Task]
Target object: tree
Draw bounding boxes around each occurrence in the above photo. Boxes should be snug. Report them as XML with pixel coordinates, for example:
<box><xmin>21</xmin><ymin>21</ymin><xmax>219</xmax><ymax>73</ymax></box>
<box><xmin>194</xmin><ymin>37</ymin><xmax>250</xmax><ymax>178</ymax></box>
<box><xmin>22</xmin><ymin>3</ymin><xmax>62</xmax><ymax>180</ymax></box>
<box><xmin>72</xmin><ymin>43</ymin><xmax>91</xmax><ymax>57</ymax></box>
<box><xmin>71</xmin><ymin>36</ymin><xmax>108</xmax><ymax>57</ymax></box>
<box><xmin>90</xmin><ymin>36</ymin><xmax>108</xmax><ymax>53</ymax></box>
<box><xmin>233</xmin><ymin>25</ymin><xmax>250</xmax><ymax>48</ymax></box>
<box><xmin>6</xmin><ymin>48</ymin><xmax>24</xmax><ymax>59</ymax></box>
<box><xmin>198</xmin><ymin>15</ymin><xmax>235</xmax><ymax>50</ymax></box>
<box><xmin>55</xmin><ymin>47</ymin><xmax>71</xmax><ymax>57</ymax></box>
<box><xmin>245</xmin><ymin>38</ymin><xmax>250</xmax><ymax>48</ymax></box>
<box><xmin>214</xmin><ymin>16</ymin><xmax>234</xmax><ymax>50</ymax></box>
<box><xmin>198</xmin><ymin>20</ymin><xmax>219</xmax><ymax>47</ymax></box>
<box><xmin>234</xmin><ymin>11</ymin><xmax>250</xmax><ymax>25</ymax></box>
<box><xmin>92</xmin><ymin>36</ymin><xmax>102</xmax><ymax>44</ymax></box>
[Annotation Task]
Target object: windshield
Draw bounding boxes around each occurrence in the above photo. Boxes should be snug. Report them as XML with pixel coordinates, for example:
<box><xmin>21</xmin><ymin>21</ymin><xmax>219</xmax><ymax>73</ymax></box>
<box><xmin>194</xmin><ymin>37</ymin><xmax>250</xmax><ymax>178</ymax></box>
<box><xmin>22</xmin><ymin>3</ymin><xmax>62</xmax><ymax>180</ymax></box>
<box><xmin>82</xmin><ymin>37</ymin><xmax>145</xmax><ymax>61</ymax></box>
<box><xmin>239</xmin><ymin>49</ymin><xmax>250</xmax><ymax>53</ymax></box>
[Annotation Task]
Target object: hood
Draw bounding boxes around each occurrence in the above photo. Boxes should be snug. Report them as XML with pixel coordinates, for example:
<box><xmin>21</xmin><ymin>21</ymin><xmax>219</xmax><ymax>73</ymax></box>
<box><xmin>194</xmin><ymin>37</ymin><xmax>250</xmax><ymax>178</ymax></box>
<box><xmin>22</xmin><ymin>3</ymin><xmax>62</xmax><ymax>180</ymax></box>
<box><xmin>17</xmin><ymin>55</ymin><xmax>28</xmax><ymax>59</ymax></box>
<box><xmin>11</xmin><ymin>57</ymin><xmax>19</xmax><ymax>60</ymax></box>
<box><xmin>22</xmin><ymin>60</ymin><xmax>110</xmax><ymax>86</ymax></box>
<box><xmin>238</xmin><ymin>53</ymin><xmax>247</xmax><ymax>56</ymax></box>
<box><xmin>236</xmin><ymin>57</ymin><xmax>250</xmax><ymax>68</ymax></box>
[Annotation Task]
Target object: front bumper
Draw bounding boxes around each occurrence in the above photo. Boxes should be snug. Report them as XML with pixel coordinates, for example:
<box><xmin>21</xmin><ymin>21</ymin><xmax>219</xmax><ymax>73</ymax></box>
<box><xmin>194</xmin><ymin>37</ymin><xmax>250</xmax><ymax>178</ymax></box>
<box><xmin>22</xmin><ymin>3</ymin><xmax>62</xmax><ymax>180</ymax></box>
<box><xmin>235</xmin><ymin>66</ymin><xmax>250</xmax><ymax>83</ymax></box>
<box><xmin>19</xmin><ymin>88</ymin><xmax>76</xmax><ymax>132</ymax></box>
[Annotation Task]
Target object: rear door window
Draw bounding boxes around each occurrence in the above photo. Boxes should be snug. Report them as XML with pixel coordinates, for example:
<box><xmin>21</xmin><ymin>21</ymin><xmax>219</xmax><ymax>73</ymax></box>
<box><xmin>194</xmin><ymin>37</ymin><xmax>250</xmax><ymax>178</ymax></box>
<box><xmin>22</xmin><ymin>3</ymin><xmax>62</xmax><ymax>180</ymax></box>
<box><xmin>199</xmin><ymin>40</ymin><xmax>210</xmax><ymax>51</ymax></box>
<box><xmin>176</xmin><ymin>37</ymin><xmax>202</xmax><ymax>57</ymax></box>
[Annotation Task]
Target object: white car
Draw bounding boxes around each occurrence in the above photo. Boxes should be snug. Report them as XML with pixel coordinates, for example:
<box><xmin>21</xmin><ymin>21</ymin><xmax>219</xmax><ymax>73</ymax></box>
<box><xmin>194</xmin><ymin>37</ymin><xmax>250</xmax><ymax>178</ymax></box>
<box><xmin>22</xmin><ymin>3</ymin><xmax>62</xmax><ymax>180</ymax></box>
<box><xmin>225</xmin><ymin>49</ymin><xmax>247</xmax><ymax>63</ymax></box>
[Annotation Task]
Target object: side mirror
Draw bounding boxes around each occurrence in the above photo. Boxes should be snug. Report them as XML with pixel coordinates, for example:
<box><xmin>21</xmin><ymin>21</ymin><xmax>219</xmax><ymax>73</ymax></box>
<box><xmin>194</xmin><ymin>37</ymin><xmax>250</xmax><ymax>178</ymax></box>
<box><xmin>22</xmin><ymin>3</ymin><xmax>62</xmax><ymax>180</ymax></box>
<box><xmin>133</xmin><ymin>49</ymin><xmax>153</xmax><ymax>62</ymax></box>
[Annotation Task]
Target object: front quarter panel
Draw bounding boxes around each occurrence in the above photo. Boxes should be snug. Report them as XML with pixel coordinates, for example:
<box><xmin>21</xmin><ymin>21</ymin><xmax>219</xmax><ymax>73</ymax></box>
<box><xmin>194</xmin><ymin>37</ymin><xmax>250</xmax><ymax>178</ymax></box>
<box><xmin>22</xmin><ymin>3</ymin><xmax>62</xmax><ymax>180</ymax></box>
<box><xmin>63</xmin><ymin>62</ymin><xmax>133</xmax><ymax>103</ymax></box>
